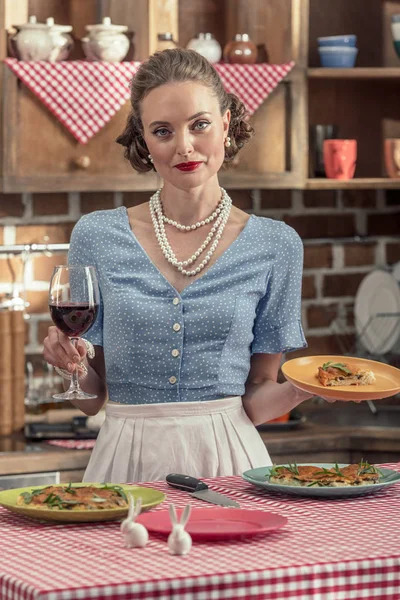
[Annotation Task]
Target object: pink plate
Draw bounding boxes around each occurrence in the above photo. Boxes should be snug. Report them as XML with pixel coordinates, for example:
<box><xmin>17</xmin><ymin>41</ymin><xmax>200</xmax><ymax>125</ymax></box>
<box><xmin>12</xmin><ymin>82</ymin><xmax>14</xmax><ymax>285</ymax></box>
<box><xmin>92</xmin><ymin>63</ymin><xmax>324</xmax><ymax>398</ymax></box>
<box><xmin>136</xmin><ymin>507</ymin><xmax>287</xmax><ymax>541</ymax></box>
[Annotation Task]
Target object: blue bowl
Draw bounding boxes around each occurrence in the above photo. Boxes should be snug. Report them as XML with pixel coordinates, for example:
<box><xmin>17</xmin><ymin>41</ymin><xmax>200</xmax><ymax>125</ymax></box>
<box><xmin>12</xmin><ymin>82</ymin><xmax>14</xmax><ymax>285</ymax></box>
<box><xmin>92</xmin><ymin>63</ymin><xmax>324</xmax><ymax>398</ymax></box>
<box><xmin>318</xmin><ymin>46</ymin><xmax>358</xmax><ymax>68</ymax></box>
<box><xmin>318</xmin><ymin>35</ymin><xmax>357</xmax><ymax>47</ymax></box>
<box><xmin>391</xmin><ymin>14</ymin><xmax>400</xmax><ymax>23</ymax></box>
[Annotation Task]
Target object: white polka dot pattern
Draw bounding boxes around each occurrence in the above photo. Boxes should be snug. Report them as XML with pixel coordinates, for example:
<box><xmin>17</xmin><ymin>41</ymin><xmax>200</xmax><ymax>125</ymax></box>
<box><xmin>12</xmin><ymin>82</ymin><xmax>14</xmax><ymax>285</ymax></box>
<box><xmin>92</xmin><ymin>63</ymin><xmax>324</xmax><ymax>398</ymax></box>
<box><xmin>67</xmin><ymin>208</ymin><xmax>307</xmax><ymax>404</ymax></box>
<box><xmin>1</xmin><ymin>463</ymin><xmax>400</xmax><ymax>599</ymax></box>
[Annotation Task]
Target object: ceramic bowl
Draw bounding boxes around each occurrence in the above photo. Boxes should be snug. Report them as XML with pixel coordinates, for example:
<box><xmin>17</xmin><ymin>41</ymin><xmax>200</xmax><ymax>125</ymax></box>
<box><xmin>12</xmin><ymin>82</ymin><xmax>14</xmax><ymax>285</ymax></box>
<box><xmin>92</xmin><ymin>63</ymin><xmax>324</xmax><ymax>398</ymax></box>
<box><xmin>318</xmin><ymin>46</ymin><xmax>358</xmax><ymax>68</ymax></box>
<box><xmin>317</xmin><ymin>35</ymin><xmax>357</xmax><ymax>47</ymax></box>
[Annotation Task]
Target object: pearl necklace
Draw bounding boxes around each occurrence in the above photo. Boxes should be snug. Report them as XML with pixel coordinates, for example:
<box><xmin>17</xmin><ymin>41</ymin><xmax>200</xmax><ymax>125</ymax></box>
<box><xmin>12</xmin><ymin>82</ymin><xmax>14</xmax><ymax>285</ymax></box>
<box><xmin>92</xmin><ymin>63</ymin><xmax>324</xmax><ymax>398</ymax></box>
<box><xmin>149</xmin><ymin>188</ymin><xmax>232</xmax><ymax>277</ymax></box>
<box><xmin>161</xmin><ymin>195</ymin><xmax>225</xmax><ymax>231</ymax></box>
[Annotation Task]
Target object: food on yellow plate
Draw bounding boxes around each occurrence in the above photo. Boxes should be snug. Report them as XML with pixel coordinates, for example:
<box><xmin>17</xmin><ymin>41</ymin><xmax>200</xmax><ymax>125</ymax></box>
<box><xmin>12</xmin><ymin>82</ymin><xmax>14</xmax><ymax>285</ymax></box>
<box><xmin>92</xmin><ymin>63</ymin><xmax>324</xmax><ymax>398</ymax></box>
<box><xmin>317</xmin><ymin>361</ymin><xmax>376</xmax><ymax>387</ymax></box>
<box><xmin>269</xmin><ymin>460</ymin><xmax>381</xmax><ymax>487</ymax></box>
<box><xmin>16</xmin><ymin>484</ymin><xmax>129</xmax><ymax>511</ymax></box>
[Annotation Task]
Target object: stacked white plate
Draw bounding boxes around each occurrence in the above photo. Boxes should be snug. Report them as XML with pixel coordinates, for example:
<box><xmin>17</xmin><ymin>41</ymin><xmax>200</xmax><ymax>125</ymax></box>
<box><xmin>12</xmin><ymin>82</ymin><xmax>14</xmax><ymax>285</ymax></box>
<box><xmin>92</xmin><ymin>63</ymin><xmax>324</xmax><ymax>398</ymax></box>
<box><xmin>355</xmin><ymin>270</ymin><xmax>400</xmax><ymax>354</ymax></box>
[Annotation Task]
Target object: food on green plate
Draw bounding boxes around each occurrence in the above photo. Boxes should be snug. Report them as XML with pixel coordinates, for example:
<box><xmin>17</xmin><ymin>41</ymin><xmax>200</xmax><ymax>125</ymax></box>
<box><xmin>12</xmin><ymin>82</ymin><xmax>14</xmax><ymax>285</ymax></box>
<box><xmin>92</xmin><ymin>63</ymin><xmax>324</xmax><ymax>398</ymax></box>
<box><xmin>269</xmin><ymin>460</ymin><xmax>382</xmax><ymax>488</ymax></box>
<box><xmin>16</xmin><ymin>484</ymin><xmax>129</xmax><ymax>510</ymax></box>
<box><xmin>317</xmin><ymin>361</ymin><xmax>376</xmax><ymax>387</ymax></box>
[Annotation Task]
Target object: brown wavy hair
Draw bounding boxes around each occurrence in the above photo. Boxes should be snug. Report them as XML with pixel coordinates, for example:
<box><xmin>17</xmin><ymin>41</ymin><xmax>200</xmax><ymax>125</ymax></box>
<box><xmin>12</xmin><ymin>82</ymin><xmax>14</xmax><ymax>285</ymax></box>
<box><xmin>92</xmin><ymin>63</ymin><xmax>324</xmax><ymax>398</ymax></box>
<box><xmin>116</xmin><ymin>48</ymin><xmax>254</xmax><ymax>172</ymax></box>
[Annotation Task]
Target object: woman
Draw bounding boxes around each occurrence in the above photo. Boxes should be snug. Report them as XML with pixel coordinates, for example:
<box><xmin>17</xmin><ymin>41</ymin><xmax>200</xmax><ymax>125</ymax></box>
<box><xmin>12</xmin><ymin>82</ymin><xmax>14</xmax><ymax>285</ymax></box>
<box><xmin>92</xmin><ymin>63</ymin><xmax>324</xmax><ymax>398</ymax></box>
<box><xmin>43</xmin><ymin>48</ymin><xmax>313</xmax><ymax>483</ymax></box>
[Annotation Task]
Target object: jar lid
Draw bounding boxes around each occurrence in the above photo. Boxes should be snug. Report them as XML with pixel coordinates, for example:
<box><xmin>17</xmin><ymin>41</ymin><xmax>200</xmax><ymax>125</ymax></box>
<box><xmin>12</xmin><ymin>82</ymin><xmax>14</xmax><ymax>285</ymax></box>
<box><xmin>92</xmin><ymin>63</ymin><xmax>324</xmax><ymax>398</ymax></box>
<box><xmin>12</xmin><ymin>15</ymin><xmax>50</xmax><ymax>30</ymax></box>
<box><xmin>86</xmin><ymin>16</ymin><xmax>128</xmax><ymax>33</ymax></box>
<box><xmin>46</xmin><ymin>17</ymin><xmax>73</xmax><ymax>33</ymax></box>
<box><xmin>158</xmin><ymin>32</ymin><xmax>175</xmax><ymax>41</ymax></box>
<box><xmin>196</xmin><ymin>33</ymin><xmax>214</xmax><ymax>40</ymax></box>
<box><xmin>234</xmin><ymin>33</ymin><xmax>250</xmax><ymax>42</ymax></box>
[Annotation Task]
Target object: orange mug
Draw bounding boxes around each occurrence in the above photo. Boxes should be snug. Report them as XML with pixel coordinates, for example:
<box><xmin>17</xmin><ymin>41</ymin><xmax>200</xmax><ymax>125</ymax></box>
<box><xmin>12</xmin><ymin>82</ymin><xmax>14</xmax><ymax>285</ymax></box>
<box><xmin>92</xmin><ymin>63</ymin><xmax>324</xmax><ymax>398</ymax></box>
<box><xmin>384</xmin><ymin>138</ymin><xmax>400</xmax><ymax>178</ymax></box>
<box><xmin>323</xmin><ymin>139</ymin><xmax>357</xmax><ymax>179</ymax></box>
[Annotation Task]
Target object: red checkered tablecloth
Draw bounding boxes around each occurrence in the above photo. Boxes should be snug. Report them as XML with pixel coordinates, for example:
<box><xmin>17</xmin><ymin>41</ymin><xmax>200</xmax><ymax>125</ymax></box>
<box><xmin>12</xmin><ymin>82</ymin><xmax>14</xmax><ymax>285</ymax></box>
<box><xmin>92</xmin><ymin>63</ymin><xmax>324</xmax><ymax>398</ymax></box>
<box><xmin>1</xmin><ymin>462</ymin><xmax>400</xmax><ymax>600</ymax></box>
<box><xmin>4</xmin><ymin>58</ymin><xmax>294</xmax><ymax>144</ymax></box>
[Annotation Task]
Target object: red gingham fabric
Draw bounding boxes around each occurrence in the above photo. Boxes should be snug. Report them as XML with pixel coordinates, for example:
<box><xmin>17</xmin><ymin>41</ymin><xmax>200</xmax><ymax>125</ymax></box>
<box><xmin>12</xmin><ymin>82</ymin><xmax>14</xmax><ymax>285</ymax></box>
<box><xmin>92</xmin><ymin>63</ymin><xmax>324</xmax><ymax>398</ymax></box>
<box><xmin>46</xmin><ymin>439</ymin><xmax>96</xmax><ymax>450</ymax></box>
<box><xmin>2</xmin><ymin>462</ymin><xmax>399</xmax><ymax>600</ymax></box>
<box><xmin>4</xmin><ymin>58</ymin><xmax>294</xmax><ymax>144</ymax></box>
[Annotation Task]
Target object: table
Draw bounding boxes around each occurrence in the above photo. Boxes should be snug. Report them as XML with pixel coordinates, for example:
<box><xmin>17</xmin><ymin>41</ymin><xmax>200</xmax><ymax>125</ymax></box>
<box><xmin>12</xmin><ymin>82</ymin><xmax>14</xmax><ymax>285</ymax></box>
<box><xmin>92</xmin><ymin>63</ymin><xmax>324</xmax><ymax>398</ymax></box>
<box><xmin>1</xmin><ymin>463</ymin><xmax>400</xmax><ymax>599</ymax></box>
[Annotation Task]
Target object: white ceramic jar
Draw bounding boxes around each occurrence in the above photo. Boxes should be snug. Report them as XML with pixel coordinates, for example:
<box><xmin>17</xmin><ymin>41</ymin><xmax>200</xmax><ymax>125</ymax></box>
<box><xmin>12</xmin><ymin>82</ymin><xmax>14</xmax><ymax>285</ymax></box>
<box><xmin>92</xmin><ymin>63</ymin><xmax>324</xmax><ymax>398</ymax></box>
<box><xmin>186</xmin><ymin>33</ymin><xmax>222</xmax><ymax>63</ymax></box>
<box><xmin>10</xmin><ymin>15</ymin><xmax>53</xmax><ymax>61</ymax></box>
<box><xmin>81</xmin><ymin>16</ymin><xmax>130</xmax><ymax>62</ymax></box>
<box><xmin>46</xmin><ymin>17</ymin><xmax>73</xmax><ymax>62</ymax></box>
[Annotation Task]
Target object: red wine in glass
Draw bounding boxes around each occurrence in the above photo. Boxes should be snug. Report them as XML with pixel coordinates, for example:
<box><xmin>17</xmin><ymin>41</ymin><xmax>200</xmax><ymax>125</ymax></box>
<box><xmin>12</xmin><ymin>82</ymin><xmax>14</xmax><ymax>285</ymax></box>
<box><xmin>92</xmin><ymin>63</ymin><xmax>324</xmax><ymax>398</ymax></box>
<box><xmin>49</xmin><ymin>265</ymin><xmax>100</xmax><ymax>401</ymax></box>
<box><xmin>49</xmin><ymin>303</ymin><xmax>99</xmax><ymax>338</ymax></box>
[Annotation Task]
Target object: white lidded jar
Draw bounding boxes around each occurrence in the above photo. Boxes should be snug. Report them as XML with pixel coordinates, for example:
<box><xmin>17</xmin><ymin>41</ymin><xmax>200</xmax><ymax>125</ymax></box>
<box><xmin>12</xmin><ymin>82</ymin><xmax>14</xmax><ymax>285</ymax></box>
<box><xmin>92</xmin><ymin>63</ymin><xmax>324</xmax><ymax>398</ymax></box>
<box><xmin>81</xmin><ymin>16</ymin><xmax>130</xmax><ymax>62</ymax></box>
<box><xmin>186</xmin><ymin>33</ymin><xmax>222</xmax><ymax>63</ymax></box>
<box><xmin>10</xmin><ymin>15</ymin><xmax>53</xmax><ymax>61</ymax></box>
<box><xmin>46</xmin><ymin>17</ymin><xmax>73</xmax><ymax>62</ymax></box>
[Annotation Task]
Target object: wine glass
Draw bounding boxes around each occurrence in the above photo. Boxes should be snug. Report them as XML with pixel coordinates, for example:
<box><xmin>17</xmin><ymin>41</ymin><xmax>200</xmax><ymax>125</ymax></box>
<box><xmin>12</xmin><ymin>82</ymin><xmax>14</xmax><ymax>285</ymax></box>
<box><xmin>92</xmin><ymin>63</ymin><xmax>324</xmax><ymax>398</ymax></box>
<box><xmin>48</xmin><ymin>265</ymin><xmax>100</xmax><ymax>400</ymax></box>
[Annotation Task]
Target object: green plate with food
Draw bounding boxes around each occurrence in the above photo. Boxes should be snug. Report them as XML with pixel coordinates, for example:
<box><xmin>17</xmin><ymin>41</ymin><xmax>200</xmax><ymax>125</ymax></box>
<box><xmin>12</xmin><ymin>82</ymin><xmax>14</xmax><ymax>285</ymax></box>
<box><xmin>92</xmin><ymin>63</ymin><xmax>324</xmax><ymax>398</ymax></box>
<box><xmin>242</xmin><ymin>461</ymin><xmax>400</xmax><ymax>498</ymax></box>
<box><xmin>0</xmin><ymin>483</ymin><xmax>166</xmax><ymax>522</ymax></box>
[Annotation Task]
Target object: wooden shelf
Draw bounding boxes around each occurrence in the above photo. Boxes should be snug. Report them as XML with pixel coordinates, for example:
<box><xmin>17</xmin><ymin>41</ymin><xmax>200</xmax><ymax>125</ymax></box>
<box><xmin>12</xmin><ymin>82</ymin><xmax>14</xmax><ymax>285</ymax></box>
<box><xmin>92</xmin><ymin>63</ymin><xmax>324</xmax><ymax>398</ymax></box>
<box><xmin>306</xmin><ymin>178</ymin><xmax>400</xmax><ymax>190</ymax></box>
<box><xmin>308</xmin><ymin>68</ymin><xmax>400</xmax><ymax>80</ymax></box>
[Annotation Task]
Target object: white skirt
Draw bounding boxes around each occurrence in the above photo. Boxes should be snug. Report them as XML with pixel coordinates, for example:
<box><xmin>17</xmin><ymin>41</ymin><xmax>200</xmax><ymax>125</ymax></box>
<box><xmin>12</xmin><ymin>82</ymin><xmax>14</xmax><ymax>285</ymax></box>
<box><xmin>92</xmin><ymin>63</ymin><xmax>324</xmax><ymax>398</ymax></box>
<box><xmin>83</xmin><ymin>396</ymin><xmax>272</xmax><ymax>483</ymax></box>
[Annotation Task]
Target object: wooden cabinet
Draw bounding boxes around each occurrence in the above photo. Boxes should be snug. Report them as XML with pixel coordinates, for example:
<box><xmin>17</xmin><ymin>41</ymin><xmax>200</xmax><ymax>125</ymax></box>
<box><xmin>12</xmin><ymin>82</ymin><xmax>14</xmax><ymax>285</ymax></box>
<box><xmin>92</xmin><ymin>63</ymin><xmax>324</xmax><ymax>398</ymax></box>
<box><xmin>0</xmin><ymin>0</ymin><xmax>308</xmax><ymax>192</ymax></box>
<box><xmin>307</xmin><ymin>0</ymin><xmax>400</xmax><ymax>190</ymax></box>
<box><xmin>3</xmin><ymin>1</ymin><xmax>398</xmax><ymax>192</ymax></box>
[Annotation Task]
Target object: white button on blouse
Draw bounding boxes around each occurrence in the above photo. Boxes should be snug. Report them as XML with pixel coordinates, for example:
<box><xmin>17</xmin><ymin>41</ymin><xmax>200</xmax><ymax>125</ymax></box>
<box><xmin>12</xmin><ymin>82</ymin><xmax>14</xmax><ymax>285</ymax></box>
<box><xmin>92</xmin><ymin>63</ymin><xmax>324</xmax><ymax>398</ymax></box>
<box><xmin>173</xmin><ymin>323</ymin><xmax>181</xmax><ymax>332</ymax></box>
<box><xmin>171</xmin><ymin>349</ymin><xmax>180</xmax><ymax>357</ymax></box>
<box><xmin>169</xmin><ymin>376</ymin><xmax>177</xmax><ymax>384</ymax></box>
<box><xmin>173</xmin><ymin>297</ymin><xmax>180</xmax><ymax>305</ymax></box>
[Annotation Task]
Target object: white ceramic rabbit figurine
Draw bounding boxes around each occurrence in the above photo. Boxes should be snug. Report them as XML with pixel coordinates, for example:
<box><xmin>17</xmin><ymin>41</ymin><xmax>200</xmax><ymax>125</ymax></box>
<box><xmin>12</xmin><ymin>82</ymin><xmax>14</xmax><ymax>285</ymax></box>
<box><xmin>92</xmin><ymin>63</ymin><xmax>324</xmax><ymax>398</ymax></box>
<box><xmin>120</xmin><ymin>495</ymin><xmax>149</xmax><ymax>548</ymax></box>
<box><xmin>167</xmin><ymin>503</ymin><xmax>192</xmax><ymax>556</ymax></box>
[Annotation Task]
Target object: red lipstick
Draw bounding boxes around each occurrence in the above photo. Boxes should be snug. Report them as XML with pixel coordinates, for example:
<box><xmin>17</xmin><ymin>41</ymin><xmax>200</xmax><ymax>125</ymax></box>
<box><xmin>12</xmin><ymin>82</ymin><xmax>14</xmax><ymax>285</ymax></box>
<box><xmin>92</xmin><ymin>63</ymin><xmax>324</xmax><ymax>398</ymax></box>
<box><xmin>174</xmin><ymin>161</ymin><xmax>203</xmax><ymax>172</ymax></box>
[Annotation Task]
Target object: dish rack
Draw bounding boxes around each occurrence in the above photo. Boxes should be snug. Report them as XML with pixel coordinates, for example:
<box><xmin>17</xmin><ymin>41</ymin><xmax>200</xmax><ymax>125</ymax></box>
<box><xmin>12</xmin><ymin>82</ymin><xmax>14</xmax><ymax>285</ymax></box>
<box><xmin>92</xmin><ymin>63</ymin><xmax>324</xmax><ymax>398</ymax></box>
<box><xmin>331</xmin><ymin>307</ymin><xmax>400</xmax><ymax>364</ymax></box>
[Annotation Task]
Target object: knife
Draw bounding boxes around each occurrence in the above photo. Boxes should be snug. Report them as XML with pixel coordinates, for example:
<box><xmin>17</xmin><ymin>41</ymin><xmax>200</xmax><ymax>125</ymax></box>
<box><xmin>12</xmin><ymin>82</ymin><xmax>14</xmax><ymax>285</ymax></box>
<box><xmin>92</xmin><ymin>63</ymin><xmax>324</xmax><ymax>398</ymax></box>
<box><xmin>166</xmin><ymin>473</ymin><xmax>240</xmax><ymax>507</ymax></box>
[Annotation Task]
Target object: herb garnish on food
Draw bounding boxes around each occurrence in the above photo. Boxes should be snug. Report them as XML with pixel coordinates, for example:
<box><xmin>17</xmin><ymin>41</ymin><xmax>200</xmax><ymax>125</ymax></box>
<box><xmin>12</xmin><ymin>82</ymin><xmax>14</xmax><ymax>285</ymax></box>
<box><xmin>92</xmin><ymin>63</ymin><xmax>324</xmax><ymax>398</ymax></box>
<box><xmin>321</xmin><ymin>362</ymin><xmax>352</xmax><ymax>375</ymax></box>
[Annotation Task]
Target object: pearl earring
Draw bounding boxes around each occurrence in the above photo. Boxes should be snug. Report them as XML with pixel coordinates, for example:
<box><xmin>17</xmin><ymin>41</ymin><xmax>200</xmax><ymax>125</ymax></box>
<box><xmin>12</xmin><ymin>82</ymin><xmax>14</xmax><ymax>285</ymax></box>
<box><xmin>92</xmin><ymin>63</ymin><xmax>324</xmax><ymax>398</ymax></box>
<box><xmin>224</xmin><ymin>137</ymin><xmax>231</xmax><ymax>148</ymax></box>
<box><xmin>148</xmin><ymin>154</ymin><xmax>154</xmax><ymax>163</ymax></box>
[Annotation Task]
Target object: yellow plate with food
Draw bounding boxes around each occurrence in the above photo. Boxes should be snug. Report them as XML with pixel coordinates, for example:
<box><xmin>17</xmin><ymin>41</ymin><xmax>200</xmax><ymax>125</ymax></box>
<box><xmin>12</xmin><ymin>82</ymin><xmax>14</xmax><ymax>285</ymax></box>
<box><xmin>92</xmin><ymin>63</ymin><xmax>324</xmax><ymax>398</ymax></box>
<box><xmin>0</xmin><ymin>483</ymin><xmax>166</xmax><ymax>522</ymax></box>
<box><xmin>242</xmin><ymin>461</ymin><xmax>400</xmax><ymax>498</ymax></box>
<box><xmin>281</xmin><ymin>355</ymin><xmax>400</xmax><ymax>401</ymax></box>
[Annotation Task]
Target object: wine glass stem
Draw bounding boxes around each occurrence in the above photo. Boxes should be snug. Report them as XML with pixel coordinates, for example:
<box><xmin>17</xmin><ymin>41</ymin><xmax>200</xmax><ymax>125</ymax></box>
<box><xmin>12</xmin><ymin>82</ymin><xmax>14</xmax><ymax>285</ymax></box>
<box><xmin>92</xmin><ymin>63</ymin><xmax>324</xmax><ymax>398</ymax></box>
<box><xmin>68</xmin><ymin>338</ymin><xmax>81</xmax><ymax>394</ymax></box>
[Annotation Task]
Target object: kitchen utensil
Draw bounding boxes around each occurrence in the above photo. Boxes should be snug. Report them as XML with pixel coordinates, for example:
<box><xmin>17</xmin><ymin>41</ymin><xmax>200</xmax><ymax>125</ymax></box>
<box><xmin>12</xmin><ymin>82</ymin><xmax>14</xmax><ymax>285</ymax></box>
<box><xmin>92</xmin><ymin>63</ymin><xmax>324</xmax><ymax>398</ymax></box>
<box><xmin>243</xmin><ymin>464</ymin><xmax>400</xmax><ymax>498</ymax></box>
<box><xmin>391</xmin><ymin>15</ymin><xmax>400</xmax><ymax>59</ymax></box>
<box><xmin>81</xmin><ymin>16</ymin><xmax>130</xmax><ymax>62</ymax></box>
<box><xmin>0</xmin><ymin>310</ymin><xmax>13</xmax><ymax>435</ymax></box>
<box><xmin>384</xmin><ymin>138</ymin><xmax>400</xmax><ymax>178</ymax></box>
<box><xmin>137</xmin><ymin>507</ymin><xmax>287</xmax><ymax>540</ymax></box>
<box><xmin>281</xmin><ymin>355</ymin><xmax>400</xmax><ymax>401</ymax></box>
<box><xmin>11</xmin><ymin>310</ymin><xmax>26</xmax><ymax>432</ymax></box>
<box><xmin>318</xmin><ymin>46</ymin><xmax>358</xmax><ymax>68</ymax></box>
<box><xmin>10</xmin><ymin>15</ymin><xmax>53</xmax><ymax>61</ymax></box>
<box><xmin>223</xmin><ymin>33</ymin><xmax>257</xmax><ymax>64</ymax></box>
<box><xmin>323</xmin><ymin>139</ymin><xmax>357</xmax><ymax>179</ymax></box>
<box><xmin>309</xmin><ymin>124</ymin><xmax>339</xmax><ymax>177</ymax></box>
<box><xmin>317</xmin><ymin>35</ymin><xmax>357</xmax><ymax>47</ymax></box>
<box><xmin>0</xmin><ymin>484</ymin><xmax>165</xmax><ymax>523</ymax></box>
<box><xmin>186</xmin><ymin>33</ymin><xmax>221</xmax><ymax>63</ymax></box>
<box><xmin>166</xmin><ymin>473</ymin><xmax>240</xmax><ymax>507</ymax></box>
<box><xmin>355</xmin><ymin>270</ymin><xmax>400</xmax><ymax>354</ymax></box>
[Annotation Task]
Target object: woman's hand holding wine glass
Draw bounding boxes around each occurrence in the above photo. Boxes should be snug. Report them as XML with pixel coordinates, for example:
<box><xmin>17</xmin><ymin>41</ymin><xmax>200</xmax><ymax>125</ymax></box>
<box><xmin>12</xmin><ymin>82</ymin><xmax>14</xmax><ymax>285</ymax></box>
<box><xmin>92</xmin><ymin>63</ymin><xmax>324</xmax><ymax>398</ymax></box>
<box><xmin>44</xmin><ymin>265</ymin><xmax>100</xmax><ymax>400</ymax></box>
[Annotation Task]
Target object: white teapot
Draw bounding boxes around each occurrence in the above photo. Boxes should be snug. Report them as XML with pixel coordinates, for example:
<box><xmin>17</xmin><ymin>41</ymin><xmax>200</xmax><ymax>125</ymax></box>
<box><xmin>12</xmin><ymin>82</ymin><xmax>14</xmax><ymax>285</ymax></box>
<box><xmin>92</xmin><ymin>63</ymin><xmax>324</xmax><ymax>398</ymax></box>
<box><xmin>46</xmin><ymin>17</ymin><xmax>73</xmax><ymax>62</ymax></box>
<box><xmin>81</xmin><ymin>17</ymin><xmax>130</xmax><ymax>62</ymax></box>
<box><xmin>10</xmin><ymin>15</ymin><xmax>53</xmax><ymax>61</ymax></box>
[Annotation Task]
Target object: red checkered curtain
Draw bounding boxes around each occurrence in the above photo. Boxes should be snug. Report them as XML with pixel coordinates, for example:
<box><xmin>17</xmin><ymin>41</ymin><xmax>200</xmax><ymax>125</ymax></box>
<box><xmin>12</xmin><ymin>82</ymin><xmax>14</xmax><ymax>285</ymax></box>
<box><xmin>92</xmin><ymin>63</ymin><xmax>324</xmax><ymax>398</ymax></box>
<box><xmin>5</xmin><ymin>59</ymin><xmax>294</xmax><ymax>144</ymax></box>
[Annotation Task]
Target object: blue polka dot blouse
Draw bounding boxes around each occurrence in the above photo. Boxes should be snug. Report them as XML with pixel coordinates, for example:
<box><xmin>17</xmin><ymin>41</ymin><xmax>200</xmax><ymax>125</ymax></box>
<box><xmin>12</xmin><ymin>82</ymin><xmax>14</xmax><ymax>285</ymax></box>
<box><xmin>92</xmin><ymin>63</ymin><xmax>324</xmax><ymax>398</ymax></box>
<box><xmin>68</xmin><ymin>207</ymin><xmax>307</xmax><ymax>404</ymax></box>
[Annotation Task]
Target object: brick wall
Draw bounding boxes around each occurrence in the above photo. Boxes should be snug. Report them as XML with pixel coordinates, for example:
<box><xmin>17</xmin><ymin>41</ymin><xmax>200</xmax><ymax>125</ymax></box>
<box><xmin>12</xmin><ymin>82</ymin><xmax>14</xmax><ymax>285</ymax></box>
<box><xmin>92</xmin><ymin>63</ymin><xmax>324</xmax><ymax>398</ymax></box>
<box><xmin>1</xmin><ymin>188</ymin><xmax>399</xmax><ymax>364</ymax></box>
